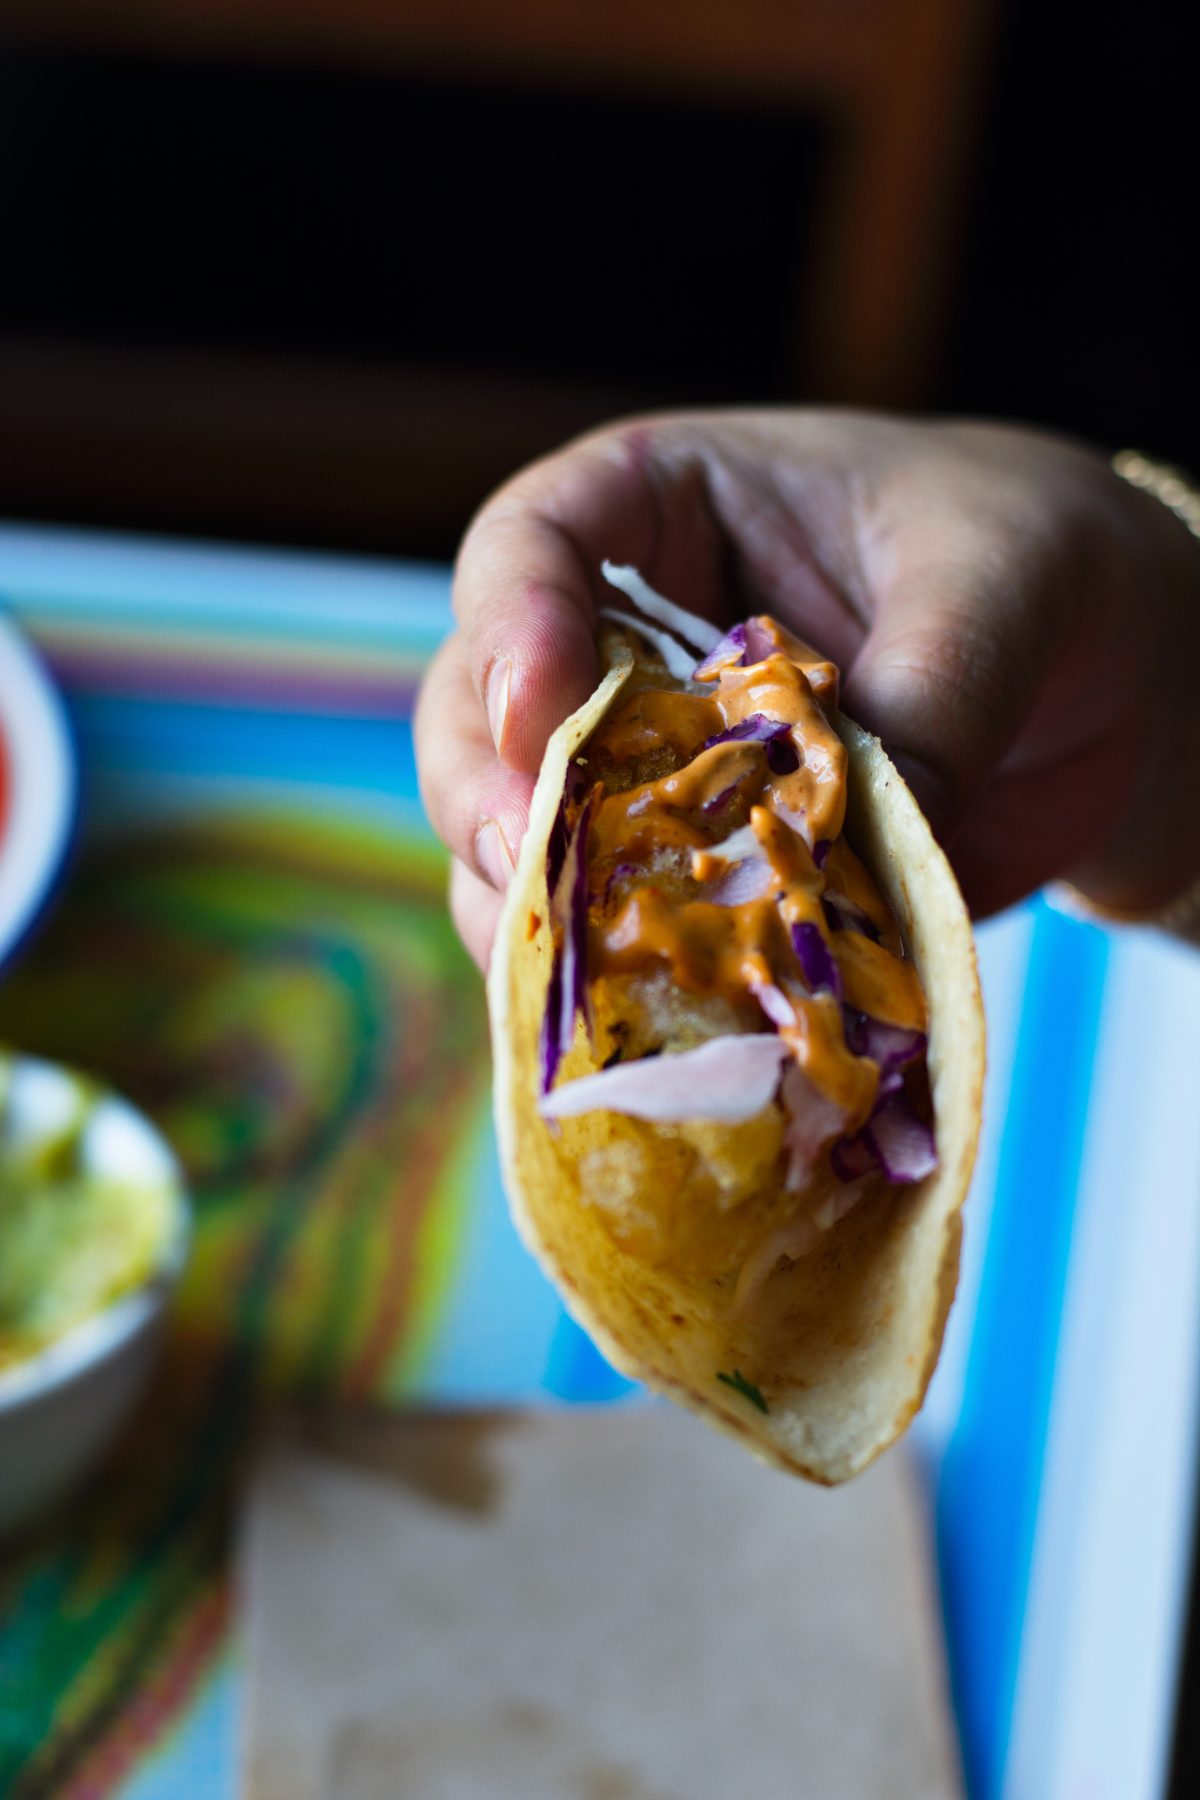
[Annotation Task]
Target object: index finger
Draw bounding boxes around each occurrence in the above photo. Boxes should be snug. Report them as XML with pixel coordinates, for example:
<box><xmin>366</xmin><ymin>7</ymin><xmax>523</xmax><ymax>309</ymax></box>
<box><xmin>452</xmin><ymin>424</ymin><xmax>688</xmax><ymax>773</ymax></box>
<box><xmin>454</xmin><ymin>504</ymin><xmax>602</xmax><ymax>775</ymax></box>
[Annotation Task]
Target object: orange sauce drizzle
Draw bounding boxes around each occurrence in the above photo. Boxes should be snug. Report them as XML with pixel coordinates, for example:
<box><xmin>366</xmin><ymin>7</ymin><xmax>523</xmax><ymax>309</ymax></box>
<box><xmin>576</xmin><ymin>616</ymin><xmax>928</xmax><ymax>1134</ymax></box>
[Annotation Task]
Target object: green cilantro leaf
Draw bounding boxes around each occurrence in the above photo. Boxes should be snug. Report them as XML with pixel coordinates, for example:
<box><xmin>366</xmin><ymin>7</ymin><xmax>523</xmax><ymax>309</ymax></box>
<box><xmin>716</xmin><ymin>1368</ymin><xmax>769</xmax><ymax>1414</ymax></box>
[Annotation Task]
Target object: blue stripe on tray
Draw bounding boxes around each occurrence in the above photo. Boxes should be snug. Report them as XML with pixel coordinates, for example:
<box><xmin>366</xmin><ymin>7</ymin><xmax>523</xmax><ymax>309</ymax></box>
<box><xmin>938</xmin><ymin>896</ymin><xmax>1110</xmax><ymax>1800</ymax></box>
<box><xmin>542</xmin><ymin>1308</ymin><xmax>639</xmax><ymax>1403</ymax></box>
<box><xmin>414</xmin><ymin>1110</ymin><xmax>570</xmax><ymax>1404</ymax></box>
<box><xmin>120</xmin><ymin>1645</ymin><xmax>240</xmax><ymax>1800</ymax></box>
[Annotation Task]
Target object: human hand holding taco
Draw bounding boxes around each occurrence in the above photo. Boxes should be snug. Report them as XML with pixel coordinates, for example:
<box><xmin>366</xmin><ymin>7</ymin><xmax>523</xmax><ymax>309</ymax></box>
<box><xmin>417</xmin><ymin>411</ymin><xmax>1200</xmax><ymax>968</ymax></box>
<box><xmin>414</xmin><ymin>410</ymin><xmax>1200</xmax><ymax>1478</ymax></box>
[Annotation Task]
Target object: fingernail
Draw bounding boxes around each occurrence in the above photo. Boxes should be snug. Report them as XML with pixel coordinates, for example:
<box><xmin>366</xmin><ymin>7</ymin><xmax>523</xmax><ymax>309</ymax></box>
<box><xmin>476</xmin><ymin>819</ymin><xmax>516</xmax><ymax>892</ymax></box>
<box><xmin>486</xmin><ymin>657</ymin><xmax>513</xmax><ymax>754</ymax></box>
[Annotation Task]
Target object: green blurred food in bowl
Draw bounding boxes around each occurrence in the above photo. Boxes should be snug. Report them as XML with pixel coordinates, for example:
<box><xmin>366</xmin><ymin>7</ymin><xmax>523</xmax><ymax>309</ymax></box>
<box><xmin>0</xmin><ymin>1049</ymin><xmax>188</xmax><ymax>1535</ymax></box>
<box><xmin>0</xmin><ymin>1059</ymin><xmax>179</xmax><ymax>1370</ymax></box>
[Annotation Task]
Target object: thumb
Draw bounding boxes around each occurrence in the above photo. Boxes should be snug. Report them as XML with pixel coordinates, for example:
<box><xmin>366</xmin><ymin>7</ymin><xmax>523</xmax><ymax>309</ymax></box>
<box><xmin>840</xmin><ymin>560</ymin><xmax>1046</xmax><ymax>844</ymax></box>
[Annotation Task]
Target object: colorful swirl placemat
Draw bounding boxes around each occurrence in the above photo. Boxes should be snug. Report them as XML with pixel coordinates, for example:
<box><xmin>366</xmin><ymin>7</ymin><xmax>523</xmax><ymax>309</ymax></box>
<box><xmin>0</xmin><ymin>528</ymin><xmax>629</xmax><ymax>1798</ymax></box>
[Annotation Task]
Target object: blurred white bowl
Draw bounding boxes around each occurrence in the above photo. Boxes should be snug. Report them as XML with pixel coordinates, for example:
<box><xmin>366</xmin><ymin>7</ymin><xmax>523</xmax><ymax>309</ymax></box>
<box><xmin>0</xmin><ymin>606</ymin><xmax>76</xmax><ymax>971</ymax></box>
<box><xmin>0</xmin><ymin>1054</ymin><xmax>189</xmax><ymax>1537</ymax></box>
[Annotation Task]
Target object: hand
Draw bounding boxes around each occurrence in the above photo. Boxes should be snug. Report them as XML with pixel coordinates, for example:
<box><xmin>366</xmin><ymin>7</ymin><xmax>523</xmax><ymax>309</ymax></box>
<box><xmin>415</xmin><ymin>411</ymin><xmax>1200</xmax><ymax>969</ymax></box>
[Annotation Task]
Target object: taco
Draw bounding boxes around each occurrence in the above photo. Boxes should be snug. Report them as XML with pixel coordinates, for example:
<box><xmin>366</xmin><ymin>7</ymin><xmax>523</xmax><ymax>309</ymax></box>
<box><xmin>489</xmin><ymin>563</ymin><xmax>984</xmax><ymax>1483</ymax></box>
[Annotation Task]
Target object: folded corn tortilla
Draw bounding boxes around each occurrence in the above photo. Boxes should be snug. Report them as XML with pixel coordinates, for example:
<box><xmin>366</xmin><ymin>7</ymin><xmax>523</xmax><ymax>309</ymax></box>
<box><xmin>489</xmin><ymin>625</ymin><xmax>984</xmax><ymax>1484</ymax></box>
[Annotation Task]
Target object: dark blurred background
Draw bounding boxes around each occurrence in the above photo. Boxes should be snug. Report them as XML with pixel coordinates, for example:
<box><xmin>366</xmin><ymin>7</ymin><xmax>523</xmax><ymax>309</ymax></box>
<box><xmin>0</xmin><ymin>0</ymin><xmax>1195</xmax><ymax>559</ymax></box>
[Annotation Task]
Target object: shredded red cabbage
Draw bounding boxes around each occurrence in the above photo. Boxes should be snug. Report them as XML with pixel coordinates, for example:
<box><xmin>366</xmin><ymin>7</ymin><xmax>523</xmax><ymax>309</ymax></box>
<box><xmin>693</xmin><ymin>622</ymin><xmax>747</xmax><ymax>679</ymax></box>
<box><xmin>539</xmin><ymin>779</ymin><xmax>597</xmax><ymax>1096</ymax></box>
<box><xmin>830</xmin><ymin>1129</ymin><xmax>880</xmax><ymax>1183</ymax></box>
<box><xmin>831</xmin><ymin>1091</ymin><xmax>937</xmax><ymax>1185</ymax></box>
<box><xmin>545</xmin><ymin>760</ymin><xmax>588</xmax><ymax>898</ymax></box>
<box><xmin>842</xmin><ymin>1008</ymin><xmax>925</xmax><ymax>1072</ymax></box>
<box><xmin>864</xmin><ymin>1094</ymin><xmax>937</xmax><ymax>1183</ymax></box>
<box><xmin>877</xmin><ymin>1067</ymin><xmax>906</xmax><ymax>1101</ymax></box>
<box><xmin>829</xmin><ymin>1009</ymin><xmax>934</xmax><ymax>1184</ymax></box>
<box><xmin>701</xmin><ymin>782</ymin><xmax>742</xmax><ymax>816</ymax></box>
<box><xmin>792</xmin><ymin>921</ymin><xmax>842</xmax><ymax>999</ymax></box>
<box><xmin>701</xmin><ymin>713</ymin><xmax>801</xmax><ymax>776</ymax></box>
<box><xmin>539</xmin><ymin>957</ymin><xmax>566</xmax><ymax>1098</ymax></box>
<box><xmin>562</xmin><ymin>792</ymin><xmax>596</xmax><ymax>1031</ymax></box>
<box><xmin>693</xmin><ymin>618</ymin><xmax>778</xmax><ymax>680</ymax></box>
<box><xmin>702</xmin><ymin>712</ymin><xmax>787</xmax><ymax>751</ymax></box>
<box><xmin>540</xmin><ymin>565</ymin><xmax>938</xmax><ymax>1191</ymax></box>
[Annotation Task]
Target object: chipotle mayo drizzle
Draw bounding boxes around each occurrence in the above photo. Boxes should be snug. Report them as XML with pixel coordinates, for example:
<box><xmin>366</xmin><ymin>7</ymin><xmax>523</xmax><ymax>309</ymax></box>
<box><xmin>576</xmin><ymin>616</ymin><xmax>928</xmax><ymax>1136</ymax></box>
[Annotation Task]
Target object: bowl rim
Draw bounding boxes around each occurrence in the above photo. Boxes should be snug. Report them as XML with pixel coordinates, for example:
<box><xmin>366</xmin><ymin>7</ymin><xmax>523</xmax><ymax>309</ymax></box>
<box><xmin>0</xmin><ymin>606</ymin><xmax>78</xmax><ymax>974</ymax></box>
<box><xmin>0</xmin><ymin>1074</ymin><xmax>190</xmax><ymax>1418</ymax></box>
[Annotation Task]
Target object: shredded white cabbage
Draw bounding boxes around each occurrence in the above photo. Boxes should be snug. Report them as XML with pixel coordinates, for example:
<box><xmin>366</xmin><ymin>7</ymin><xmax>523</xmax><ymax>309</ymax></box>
<box><xmin>600</xmin><ymin>561</ymin><xmax>723</xmax><ymax>654</ymax></box>
<box><xmin>597</xmin><ymin>607</ymin><xmax>698</xmax><ymax>681</ymax></box>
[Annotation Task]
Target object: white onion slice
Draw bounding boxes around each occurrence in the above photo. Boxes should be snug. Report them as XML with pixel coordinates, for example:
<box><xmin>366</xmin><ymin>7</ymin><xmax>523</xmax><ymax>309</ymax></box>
<box><xmin>706</xmin><ymin>859</ymin><xmax>778</xmax><ymax>907</ymax></box>
<box><xmin>693</xmin><ymin>823</ymin><xmax>760</xmax><ymax>868</ymax></box>
<box><xmin>730</xmin><ymin>1176</ymin><xmax>869</xmax><ymax>1314</ymax></box>
<box><xmin>752</xmin><ymin>981</ymin><xmax>795</xmax><ymax>1030</ymax></box>
<box><xmin>780</xmin><ymin>1063</ymin><xmax>848</xmax><ymax>1191</ymax></box>
<box><xmin>773</xmin><ymin>801</ymin><xmax>813</xmax><ymax>851</ymax></box>
<box><xmin>813</xmin><ymin>1177</ymin><xmax>871</xmax><ymax>1232</ymax></box>
<box><xmin>539</xmin><ymin>1033</ymin><xmax>789</xmax><ymax>1123</ymax></box>
<box><xmin>731</xmin><ymin>1212</ymin><xmax>822</xmax><ymax>1312</ymax></box>
<box><xmin>598</xmin><ymin>608</ymin><xmax>697</xmax><ymax>681</ymax></box>
<box><xmin>600</xmin><ymin>561</ymin><xmax>722</xmax><ymax>653</ymax></box>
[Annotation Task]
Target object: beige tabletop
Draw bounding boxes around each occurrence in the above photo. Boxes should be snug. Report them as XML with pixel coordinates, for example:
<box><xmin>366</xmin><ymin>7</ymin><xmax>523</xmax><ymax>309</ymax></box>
<box><xmin>241</xmin><ymin>1403</ymin><xmax>960</xmax><ymax>1800</ymax></box>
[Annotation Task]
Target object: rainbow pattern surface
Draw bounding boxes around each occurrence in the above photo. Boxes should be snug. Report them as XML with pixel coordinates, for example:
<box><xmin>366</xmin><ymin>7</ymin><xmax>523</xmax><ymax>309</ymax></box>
<box><xmin>0</xmin><ymin>527</ymin><xmax>629</xmax><ymax>1798</ymax></box>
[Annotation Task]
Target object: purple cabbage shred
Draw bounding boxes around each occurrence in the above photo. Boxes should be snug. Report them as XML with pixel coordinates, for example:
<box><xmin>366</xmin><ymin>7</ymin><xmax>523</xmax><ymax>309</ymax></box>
<box><xmin>766</xmin><ymin>737</ymin><xmax>800</xmax><ymax>775</ymax></box>
<box><xmin>693</xmin><ymin>622</ymin><xmax>748</xmax><ymax>680</ymax></box>
<box><xmin>694</xmin><ymin>616</ymin><xmax>783</xmax><ymax>681</ymax></box>
<box><xmin>701</xmin><ymin>782</ymin><xmax>742</xmax><ymax>817</ymax></box>
<box><xmin>539</xmin><ymin>777</ymin><xmax>597</xmax><ymax>1096</ymax></box>
<box><xmin>830</xmin><ymin>1130</ymin><xmax>879</xmax><ymax>1183</ymax></box>
<box><xmin>829</xmin><ymin>1007</ymin><xmax>934</xmax><ymax>1183</ymax></box>
<box><xmin>792</xmin><ymin>921</ymin><xmax>842</xmax><ymax>1000</ymax></box>
<box><xmin>545</xmin><ymin>760</ymin><xmax>588</xmax><ymax>897</ymax></box>
<box><xmin>842</xmin><ymin>1008</ymin><xmax>925</xmax><ymax>1072</ymax></box>
<box><xmin>702</xmin><ymin>712</ymin><xmax>789</xmax><ymax>752</ymax></box>
<box><xmin>831</xmin><ymin>1093</ymin><xmax>937</xmax><ymax>1187</ymax></box>
<box><xmin>701</xmin><ymin>714</ymin><xmax>799</xmax><ymax>778</ymax></box>
<box><xmin>538</xmin><ymin>958</ymin><xmax>565</xmax><ymax>1097</ymax></box>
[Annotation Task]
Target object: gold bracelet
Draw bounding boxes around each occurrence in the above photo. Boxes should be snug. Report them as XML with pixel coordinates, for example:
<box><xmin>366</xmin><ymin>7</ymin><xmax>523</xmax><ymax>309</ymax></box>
<box><xmin>1111</xmin><ymin>447</ymin><xmax>1200</xmax><ymax>541</ymax></box>
<box><xmin>1054</xmin><ymin>450</ymin><xmax>1200</xmax><ymax>941</ymax></box>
